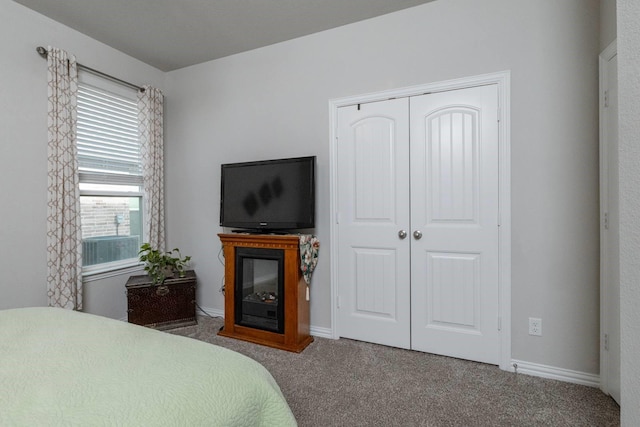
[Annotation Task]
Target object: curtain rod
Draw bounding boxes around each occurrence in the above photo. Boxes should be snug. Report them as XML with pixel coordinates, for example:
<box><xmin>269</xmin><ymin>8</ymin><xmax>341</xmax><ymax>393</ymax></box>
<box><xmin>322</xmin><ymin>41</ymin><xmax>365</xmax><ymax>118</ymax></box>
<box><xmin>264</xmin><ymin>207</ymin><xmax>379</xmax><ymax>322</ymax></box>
<box><xmin>36</xmin><ymin>46</ymin><xmax>144</xmax><ymax>92</ymax></box>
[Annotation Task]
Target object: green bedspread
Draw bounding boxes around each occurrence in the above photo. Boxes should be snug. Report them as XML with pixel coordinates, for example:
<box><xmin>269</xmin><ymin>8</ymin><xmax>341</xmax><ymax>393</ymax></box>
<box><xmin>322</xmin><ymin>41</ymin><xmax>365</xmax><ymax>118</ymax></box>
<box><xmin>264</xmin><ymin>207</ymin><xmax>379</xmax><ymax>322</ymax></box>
<box><xmin>0</xmin><ymin>307</ymin><xmax>297</xmax><ymax>426</ymax></box>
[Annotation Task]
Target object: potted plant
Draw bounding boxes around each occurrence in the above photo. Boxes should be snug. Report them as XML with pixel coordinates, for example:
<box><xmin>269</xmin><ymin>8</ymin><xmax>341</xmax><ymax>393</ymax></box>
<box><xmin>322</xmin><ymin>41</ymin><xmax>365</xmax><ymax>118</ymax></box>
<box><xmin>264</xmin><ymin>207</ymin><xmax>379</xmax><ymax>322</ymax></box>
<box><xmin>138</xmin><ymin>243</ymin><xmax>191</xmax><ymax>285</ymax></box>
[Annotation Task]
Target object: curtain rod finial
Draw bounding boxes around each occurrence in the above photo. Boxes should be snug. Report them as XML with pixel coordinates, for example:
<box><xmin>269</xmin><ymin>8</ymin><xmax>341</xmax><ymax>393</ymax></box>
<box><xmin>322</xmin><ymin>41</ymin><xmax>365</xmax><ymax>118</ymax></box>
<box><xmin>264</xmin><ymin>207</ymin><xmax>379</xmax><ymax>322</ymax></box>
<box><xmin>36</xmin><ymin>46</ymin><xmax>48</xmax><ymax>58</ymax></box>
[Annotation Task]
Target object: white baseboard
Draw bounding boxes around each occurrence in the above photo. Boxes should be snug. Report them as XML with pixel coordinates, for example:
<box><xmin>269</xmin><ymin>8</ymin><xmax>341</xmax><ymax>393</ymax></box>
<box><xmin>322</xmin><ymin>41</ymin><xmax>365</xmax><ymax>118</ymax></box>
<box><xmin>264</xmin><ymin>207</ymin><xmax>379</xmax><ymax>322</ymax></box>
<box><xmin>197</xmin><ymin>306</ymin><xmax>334</xmax><ymax>339</ymax></box>
<box><xmin>310</xmin><ymin>325</ymin><xmax>334</xmax><ymax>339</ymax></box>
<box><xmin>196</xmin><ymin>306</ymin><xmax>224</xmax><ymax>318</ymax></box>
<box><xmin>510</xmin><ymin>359</ymin><xmax>600</xmax><ymax>388</ymax></box>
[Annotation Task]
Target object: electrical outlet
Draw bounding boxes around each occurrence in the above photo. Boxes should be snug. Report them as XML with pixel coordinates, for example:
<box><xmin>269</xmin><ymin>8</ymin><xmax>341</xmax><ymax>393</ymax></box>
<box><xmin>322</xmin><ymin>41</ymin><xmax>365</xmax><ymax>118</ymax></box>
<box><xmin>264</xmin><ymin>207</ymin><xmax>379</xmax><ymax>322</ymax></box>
<box><xmin>529</xmin><ymin>317</ymin><xmax>542</xmax><ymax>336</ymax></box>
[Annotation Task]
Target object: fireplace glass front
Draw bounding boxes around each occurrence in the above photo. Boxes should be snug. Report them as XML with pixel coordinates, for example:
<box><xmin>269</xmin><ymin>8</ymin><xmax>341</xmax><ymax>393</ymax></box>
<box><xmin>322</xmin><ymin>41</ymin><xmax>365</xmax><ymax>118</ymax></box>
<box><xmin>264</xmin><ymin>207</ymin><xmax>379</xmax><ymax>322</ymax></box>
<box><xmin>234</xmin><ymin>247</ymin><xmax>285</xmax><ymax>333</ymax></box>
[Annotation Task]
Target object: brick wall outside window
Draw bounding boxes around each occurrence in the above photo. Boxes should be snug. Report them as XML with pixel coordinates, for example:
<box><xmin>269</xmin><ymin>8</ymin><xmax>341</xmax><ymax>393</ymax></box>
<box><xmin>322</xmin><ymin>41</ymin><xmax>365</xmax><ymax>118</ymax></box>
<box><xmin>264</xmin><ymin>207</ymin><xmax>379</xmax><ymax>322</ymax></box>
<box><xmin>80</xmin><ymin>197</ymin><xmax>132</xmax><ymax>238</ymax></box>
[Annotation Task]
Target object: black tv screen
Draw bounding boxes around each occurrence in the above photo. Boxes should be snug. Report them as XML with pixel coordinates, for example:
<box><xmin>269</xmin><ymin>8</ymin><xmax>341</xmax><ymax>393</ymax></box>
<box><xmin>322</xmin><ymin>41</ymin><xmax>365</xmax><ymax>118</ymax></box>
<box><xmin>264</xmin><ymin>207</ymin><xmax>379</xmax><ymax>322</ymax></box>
<box><xmin>220</xmin><ymin>156</ymin><xmax>315</xmax><ymax>231</ymax></box>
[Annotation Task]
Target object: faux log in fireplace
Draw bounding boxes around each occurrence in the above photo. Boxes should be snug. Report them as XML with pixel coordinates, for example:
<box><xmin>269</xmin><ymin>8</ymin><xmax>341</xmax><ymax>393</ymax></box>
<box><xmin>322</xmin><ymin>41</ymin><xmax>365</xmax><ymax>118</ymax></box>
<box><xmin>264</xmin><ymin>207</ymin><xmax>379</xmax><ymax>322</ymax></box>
<box><xmin>217</xmin><ymin>233</ymin><xmax>313</xmax><ymax>352</ymax></box>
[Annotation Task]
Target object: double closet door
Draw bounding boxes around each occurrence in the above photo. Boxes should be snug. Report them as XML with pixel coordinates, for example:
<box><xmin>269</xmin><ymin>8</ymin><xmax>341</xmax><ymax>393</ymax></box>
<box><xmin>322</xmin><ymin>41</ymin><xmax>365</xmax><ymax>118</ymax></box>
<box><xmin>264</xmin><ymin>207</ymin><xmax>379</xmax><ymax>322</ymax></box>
<box><xmin>336</xmin><ymin>85</ymin><xmax>500</xmax><ymax>364</ymax></box>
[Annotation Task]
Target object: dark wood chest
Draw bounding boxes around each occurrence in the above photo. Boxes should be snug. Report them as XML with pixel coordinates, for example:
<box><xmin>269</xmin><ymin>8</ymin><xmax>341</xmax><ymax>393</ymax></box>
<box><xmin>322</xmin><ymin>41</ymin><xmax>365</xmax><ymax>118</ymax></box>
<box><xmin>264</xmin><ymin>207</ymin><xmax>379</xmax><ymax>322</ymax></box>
<box><xmin>126</xmin><ymin>270</ymin><xmax>197</xmax><ymax>330</ymax></box>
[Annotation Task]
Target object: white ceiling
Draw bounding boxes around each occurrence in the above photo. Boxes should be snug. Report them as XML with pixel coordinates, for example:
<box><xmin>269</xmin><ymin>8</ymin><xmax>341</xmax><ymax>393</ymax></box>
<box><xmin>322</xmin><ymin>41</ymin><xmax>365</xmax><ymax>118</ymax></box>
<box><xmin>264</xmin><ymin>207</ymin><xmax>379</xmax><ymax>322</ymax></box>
<box><xmin>15</xmin><ymin>0</ymin><xmax>435</xmax><ymax>71</ymax></box>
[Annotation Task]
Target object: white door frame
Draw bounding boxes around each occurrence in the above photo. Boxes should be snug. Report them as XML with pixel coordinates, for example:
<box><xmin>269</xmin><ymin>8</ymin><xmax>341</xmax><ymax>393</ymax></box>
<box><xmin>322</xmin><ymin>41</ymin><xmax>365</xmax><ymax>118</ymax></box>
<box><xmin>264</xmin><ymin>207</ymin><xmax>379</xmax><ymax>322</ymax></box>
<box><xmin>328</xmin><ymin>71</ymin><xmax>512</xmax><ymax>371</ymax></box>
<box><xmin>599</xmin><ymin>40</ymin><xmax>619</xmax><ymax>400</ymax></box>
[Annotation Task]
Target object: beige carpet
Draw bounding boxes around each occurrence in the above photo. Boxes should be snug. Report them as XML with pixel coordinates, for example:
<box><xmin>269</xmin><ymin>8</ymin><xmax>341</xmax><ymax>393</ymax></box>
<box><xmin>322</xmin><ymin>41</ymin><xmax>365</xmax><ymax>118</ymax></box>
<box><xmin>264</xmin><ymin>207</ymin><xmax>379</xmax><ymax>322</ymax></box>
<box><xmin>170</xmin><ymin>316</ymin><xmax>619</xmax><ymax>427</ymax></box>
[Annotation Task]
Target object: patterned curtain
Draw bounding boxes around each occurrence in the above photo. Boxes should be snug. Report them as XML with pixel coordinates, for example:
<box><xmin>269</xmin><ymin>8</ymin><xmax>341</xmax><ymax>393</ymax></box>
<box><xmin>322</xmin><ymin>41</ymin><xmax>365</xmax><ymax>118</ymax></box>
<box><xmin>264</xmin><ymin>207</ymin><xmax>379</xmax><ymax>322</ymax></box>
<box><xmin>138</xmin><ymin>86</ymin><xmax>165</xmax><ymax>251</ymax></box>
<box><xmin>46</xmin><ymin>46</ymin><xmax>82</xmax><ymax>310</ymax></box>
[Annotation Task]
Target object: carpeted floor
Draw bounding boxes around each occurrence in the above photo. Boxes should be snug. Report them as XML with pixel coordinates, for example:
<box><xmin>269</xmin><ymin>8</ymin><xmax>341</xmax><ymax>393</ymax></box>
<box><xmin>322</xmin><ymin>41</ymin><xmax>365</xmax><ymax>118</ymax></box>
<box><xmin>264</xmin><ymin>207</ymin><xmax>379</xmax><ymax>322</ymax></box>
<box><xmin>170</xmin><ymin>316</ymin><xmax>619</xmax><ymax>427</ymax></box>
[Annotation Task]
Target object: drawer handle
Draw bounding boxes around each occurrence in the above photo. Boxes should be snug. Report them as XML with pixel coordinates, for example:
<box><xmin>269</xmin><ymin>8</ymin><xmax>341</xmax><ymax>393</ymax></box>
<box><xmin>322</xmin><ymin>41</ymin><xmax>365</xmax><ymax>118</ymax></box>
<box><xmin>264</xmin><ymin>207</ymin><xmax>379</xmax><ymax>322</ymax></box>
<box><xmin>156</xmin><ymin>286</ymin><xmax>170</xmax><ymax>296</ymax></box>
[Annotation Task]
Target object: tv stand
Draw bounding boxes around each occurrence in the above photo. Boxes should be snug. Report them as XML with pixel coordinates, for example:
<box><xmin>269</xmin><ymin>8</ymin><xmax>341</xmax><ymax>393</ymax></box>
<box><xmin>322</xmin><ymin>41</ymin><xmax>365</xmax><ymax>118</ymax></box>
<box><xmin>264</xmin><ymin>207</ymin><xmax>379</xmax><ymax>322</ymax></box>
<box><xmin>217</xmin><ymin>233</ymin><xmax>313</xmax><ymax>352</ymax></box>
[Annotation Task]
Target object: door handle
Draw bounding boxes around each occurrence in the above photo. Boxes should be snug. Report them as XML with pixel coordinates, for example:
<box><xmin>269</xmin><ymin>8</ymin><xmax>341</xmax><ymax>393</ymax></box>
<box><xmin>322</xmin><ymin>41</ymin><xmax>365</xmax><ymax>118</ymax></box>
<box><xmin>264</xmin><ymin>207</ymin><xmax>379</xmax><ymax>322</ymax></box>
<box><xmin>398</xmin><ymin>230</ymin><xmax>407</xmax><ymax>239</ymax></box>
<box><xmin>413</xmin><ymin>230</ymin><xmax>423</xmax><ymax>240</ymax></box>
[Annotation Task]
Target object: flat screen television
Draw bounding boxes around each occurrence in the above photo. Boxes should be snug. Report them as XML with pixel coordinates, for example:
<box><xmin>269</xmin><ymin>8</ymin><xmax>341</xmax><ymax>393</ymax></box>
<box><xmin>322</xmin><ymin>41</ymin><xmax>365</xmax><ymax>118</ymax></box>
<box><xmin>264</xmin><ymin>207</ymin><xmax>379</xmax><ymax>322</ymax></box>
<box><xmin>220</xmin><ymin>156</ymin><xmax>315</xmax><ymax>232</ymax></box>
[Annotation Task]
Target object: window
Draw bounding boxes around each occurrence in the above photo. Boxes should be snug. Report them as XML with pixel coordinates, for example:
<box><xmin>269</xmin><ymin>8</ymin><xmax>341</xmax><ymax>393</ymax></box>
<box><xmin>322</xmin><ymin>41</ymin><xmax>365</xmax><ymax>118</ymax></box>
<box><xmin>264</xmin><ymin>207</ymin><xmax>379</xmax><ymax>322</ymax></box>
<box><xmin>77</xmin><ymin>74</ymin><xmax>143</xmax><ymax>274</ymax></box>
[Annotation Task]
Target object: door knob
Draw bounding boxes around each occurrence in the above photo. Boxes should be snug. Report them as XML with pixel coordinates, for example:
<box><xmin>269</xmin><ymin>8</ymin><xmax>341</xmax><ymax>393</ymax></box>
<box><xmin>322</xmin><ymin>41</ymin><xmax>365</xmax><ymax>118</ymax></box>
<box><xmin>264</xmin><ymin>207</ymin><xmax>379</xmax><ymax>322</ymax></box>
<box><xmin>398</xmin><ymin>230</ymin><xmax>407</xmax><ymax>239</ymax></box>
<box><xmin>413</xmin><ymin>230</ymin><xmax>423</xmax><ymax>240</ymax></box>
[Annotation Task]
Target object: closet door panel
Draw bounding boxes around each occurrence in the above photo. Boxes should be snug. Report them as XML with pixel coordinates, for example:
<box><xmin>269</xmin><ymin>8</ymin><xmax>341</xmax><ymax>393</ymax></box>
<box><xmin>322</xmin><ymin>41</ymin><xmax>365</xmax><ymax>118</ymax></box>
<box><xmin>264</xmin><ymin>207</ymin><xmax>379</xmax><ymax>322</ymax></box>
<box><xmin>410</xmin><ymin>85</ymin><xmax>500</xmax><ymax>364</ymax></box>
<box><xmin>336</xmin><ymin>98</ymin><xmax>411</xmax><ymax>349</ymax></box>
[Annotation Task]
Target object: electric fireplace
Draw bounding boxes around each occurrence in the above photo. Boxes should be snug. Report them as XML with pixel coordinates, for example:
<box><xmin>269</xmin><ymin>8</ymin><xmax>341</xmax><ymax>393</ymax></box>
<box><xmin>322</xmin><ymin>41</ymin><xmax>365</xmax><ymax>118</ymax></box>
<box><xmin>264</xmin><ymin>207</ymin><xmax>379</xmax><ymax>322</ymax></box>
<box><xmin>235</xmin><ymin>247</ymin><xmax>285</xmax><ymax>333</ymax></box>
<box><xmin>218</xmin><ymin>233</ymin><xmax>313</xmax><ymax>352</ymax></box>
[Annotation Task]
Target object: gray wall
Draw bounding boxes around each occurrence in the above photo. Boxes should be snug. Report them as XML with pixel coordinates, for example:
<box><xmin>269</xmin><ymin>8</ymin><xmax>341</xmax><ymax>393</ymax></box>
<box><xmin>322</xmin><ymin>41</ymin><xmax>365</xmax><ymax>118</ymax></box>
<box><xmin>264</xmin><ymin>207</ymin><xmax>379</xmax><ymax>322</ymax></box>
<box><xmin>0</xmin><ymin>0</ymin><xmax>164</xmax><ymax>318</ymax></box>
<box><xmin>618</xmin><ymin>0</ymin><xmax>640</xmax><ymax>423</ymax></box>
<box><xmin>165</xmin><ymin>0</ymin><xmax>601</xmax><ymax>374</ymax></box>
<box><xmin>600</xmin><ymin>0</ymin><xmax>617</xmax><ymax>50</ymax></box>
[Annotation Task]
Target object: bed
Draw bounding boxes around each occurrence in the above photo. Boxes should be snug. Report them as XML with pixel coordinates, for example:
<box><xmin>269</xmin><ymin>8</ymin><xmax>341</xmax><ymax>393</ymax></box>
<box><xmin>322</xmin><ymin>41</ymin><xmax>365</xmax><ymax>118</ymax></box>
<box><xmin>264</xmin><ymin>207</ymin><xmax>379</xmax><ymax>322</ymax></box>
<box><xmin>0</xmin><ymin>307</ymin><xmax>297</xmax><ymax>426</ymax></box>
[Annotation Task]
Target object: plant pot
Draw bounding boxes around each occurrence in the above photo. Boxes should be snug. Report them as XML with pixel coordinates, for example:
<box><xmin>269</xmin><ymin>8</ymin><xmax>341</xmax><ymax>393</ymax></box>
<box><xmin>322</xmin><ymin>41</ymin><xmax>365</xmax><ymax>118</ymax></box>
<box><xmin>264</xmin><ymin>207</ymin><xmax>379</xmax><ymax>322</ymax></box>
<box><xmin>161</xmin><ymin>266</ymin><xmax>175</xmax><ymax>280</ymax></box>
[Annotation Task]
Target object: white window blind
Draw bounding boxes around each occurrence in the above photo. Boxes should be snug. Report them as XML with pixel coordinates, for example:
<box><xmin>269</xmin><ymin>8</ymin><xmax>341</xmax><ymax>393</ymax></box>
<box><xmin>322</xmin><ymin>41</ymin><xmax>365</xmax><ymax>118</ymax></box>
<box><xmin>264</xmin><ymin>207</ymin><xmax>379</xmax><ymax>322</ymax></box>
<box><xmin>77</xmin><ymin>78</ymin><xmax>144</xmax><ymax>275</ymax></box>
<box><xmin>77</xmin><ymin>83</ymin><xmax>142</xmax><ymax>184</ymax></box>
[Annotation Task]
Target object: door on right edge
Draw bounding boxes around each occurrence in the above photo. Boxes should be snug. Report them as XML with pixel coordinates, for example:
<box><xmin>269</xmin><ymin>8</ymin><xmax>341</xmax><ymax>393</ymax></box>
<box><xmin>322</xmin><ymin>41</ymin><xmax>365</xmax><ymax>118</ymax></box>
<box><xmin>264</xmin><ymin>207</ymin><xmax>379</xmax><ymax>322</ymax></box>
<box><xmin>409</xmin><ymin>85</ymin><xmax>500</xmax><ymax>364</ymax></box>
<box><xmin>601</xmin><ymin>49</ymin><xmax>620</xmax><ymax>404</ymax></box>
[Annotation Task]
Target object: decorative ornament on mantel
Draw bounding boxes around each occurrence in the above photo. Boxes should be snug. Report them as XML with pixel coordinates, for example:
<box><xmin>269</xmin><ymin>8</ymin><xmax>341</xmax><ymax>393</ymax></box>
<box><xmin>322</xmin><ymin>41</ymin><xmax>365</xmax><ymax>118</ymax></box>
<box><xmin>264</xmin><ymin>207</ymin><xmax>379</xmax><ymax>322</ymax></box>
<box><xmin>299</xmin><ymin>234</ymin><xmax>319</xmax><ymax>302</ymax></box>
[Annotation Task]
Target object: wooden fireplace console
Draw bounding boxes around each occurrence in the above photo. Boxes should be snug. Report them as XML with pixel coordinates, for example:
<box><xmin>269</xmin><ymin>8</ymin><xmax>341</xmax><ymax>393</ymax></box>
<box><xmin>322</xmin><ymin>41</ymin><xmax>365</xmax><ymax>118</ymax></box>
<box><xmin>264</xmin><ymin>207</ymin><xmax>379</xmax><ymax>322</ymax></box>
<box><xmin>217</xmin><ymin>233</ymin><xmax>313</xmax><ymax>352</ymax></box>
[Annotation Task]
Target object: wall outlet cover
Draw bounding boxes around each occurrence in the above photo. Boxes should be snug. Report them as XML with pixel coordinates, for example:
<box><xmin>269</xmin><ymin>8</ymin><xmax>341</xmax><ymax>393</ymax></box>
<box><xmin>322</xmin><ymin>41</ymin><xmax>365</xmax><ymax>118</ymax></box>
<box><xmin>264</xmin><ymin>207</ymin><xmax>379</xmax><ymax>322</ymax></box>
<box><xmin>529</xmin><ymin>317</ymin><xmax>542</xmax><ymax>336</ymax></box>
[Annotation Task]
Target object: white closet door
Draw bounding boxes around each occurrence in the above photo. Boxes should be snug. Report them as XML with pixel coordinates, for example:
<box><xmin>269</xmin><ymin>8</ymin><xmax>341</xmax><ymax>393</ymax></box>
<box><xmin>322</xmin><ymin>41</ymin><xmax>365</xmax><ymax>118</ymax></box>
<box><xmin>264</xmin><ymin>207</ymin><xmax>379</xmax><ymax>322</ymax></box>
<box><xmin>335</xmin><ymin>85</ymin><xmax>501</xmax><ymax>364</ymax></box>
<box><xmin>336</xmin><ymin>98</ymin><xmax>411</xmax><ymax>349</ymax></box>
<box><xmin>409</xmin><ymin>85</ymin><xmax>500</xmax><ymax>364</ymax></box>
